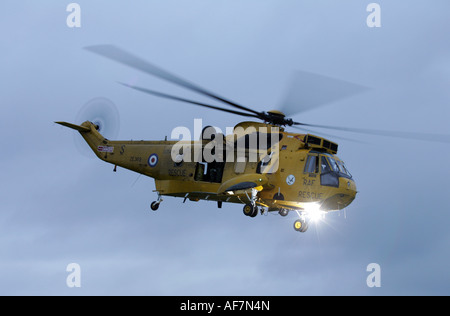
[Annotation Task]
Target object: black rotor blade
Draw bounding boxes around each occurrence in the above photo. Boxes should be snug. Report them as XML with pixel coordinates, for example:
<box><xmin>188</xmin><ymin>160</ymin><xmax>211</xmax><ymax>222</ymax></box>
<box><xmin>293</xmin><ymin>121</ymin><xmax>450</xmax><ymax>144</ymax></box>
<box><xmin>279</xmin><ymin>71</ymin><xmax>369</xmax><ymax>116</ymax></box>
<box><xmin>85</xmin><ymin>45</ymin><xmax>262</xmax><ymax>117</ymax></box>
<box><xmin>119</xmin><ymin>82</ymin><xmax>260</xmax><ymax>119</ymax></box>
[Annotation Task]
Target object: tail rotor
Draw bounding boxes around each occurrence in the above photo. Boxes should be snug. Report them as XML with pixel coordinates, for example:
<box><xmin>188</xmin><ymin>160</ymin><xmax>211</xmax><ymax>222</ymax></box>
<box><xmin>74</xmin><ymin>97</ymin><xmax>120</xmax><ymax>157</ymax></box>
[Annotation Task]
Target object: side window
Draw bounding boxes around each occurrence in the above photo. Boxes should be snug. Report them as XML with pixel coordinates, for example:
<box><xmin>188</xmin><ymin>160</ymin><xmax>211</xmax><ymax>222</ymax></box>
<box><xmin>321</xmin><ymin>156</ymin><xmax>331</xmax><ymax>173</ymax></box>
<box><xmin>304</xmin><ymin>155</ymin><xmax>318</xmax><ymax>173</ymax></box>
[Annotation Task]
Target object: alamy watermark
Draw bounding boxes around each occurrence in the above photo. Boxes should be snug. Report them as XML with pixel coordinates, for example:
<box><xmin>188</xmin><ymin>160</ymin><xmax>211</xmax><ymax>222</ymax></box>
<box><xmin>65</xmin><ymin>3</ymin><xmax>380</xmax><ymax>29</ymax></box>
<box><xmin>66</xmin><ymin>263</ymin><xmax>81</xmax><ymax>288</ymax></box>
<box><xmin>66</xmin><ymin>3</ymin><xmax>81</xmax><ymax>28</ymax></box>
<box><xmin>366</xmin><ymin>263</ymin><xmax>381</xmax><ymax>288</ymax></box>
<box><xmin>170</xmin><ymin>119</ymin><xmax>280</xmax><ymax>173</ymax></box>
<box><xmin>367</xmin><ymin>3</ymin><xmax>381</xmax><ymax>28</ymax></box>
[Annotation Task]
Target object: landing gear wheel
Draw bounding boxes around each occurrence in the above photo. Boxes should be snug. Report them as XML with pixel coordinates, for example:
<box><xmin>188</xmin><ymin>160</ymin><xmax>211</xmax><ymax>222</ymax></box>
<box><xmin>243</xmin><ymin>204</ymin><xmax>258</xmax><ymax>218</ymax></box>
<box><xmin>243</xmin><ymin>204</ymin><xmax>253</xmax><ymax>216</ymax></box>
<box><xmin>294</xmin><ymin>219</ymin><xmax>309</xmax><ymax>233</ymax></box>
<box><xmin>279</xmin><ymin>209</ymin><xmax>289</xmax><ymax>217</ymax></box>
<box><xmin>150</xmin><ymin>201</ymin><xmax>160</xmax><ymax>211</ymax></box>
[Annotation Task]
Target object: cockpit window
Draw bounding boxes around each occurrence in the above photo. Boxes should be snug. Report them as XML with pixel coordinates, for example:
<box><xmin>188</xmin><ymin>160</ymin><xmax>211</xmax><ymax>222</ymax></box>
<box><xmin>321</xmin><ymin>156</ymin><xmax>331</xmax><ymax>173</ymax></box>
<box><xmin>323</xmin><ymin>156</ymin><xmax>353</xmax><ymax>178</ymax></box>
<box><xmin>304</xmin><ymin>155</ymin><xmax>318</xmax><ymax>173</ymax></box>
<box><xmin>336</xmin><ymin>160</ymin><xmax>352</xmax><ymax>178</ymax></box>
<box><xmin>328</xmin><ymin>158</ymin><xmax>340</xmax><ymax>173</ymax></box>
<box><xmin>307</xmin><ymin>152</ymin><xmax>353</xmax><ymax>179</ymax></box>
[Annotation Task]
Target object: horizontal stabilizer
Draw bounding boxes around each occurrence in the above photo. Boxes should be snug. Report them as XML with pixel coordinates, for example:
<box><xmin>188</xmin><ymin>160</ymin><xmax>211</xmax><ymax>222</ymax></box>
<box><xmin>55</xmin><ymin>121</ymin><xmax>91</xmax><ymax>132</ymax></box>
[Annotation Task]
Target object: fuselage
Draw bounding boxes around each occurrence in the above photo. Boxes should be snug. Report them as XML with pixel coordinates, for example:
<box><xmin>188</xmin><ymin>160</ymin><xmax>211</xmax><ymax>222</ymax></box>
<box><xmin>60</xmin><ymin>120</ymin><xmax>357</xmax><ymax>213</ymax></box>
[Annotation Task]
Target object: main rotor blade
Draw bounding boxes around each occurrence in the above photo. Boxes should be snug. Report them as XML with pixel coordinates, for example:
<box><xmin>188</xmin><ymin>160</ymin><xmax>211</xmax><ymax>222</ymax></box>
<box><xmin>293</xmin><ymin>122</ymin><xmax>450</xmax><ymax>143</ymax></box>
<box><xmin>85</xmin><ymin>45</ymin><xmax>262</xmax><ymax>117</ymax></box>
<box><xmin>291</xmin><ymin>126</ymin><xmax>367</xmax><ymax>144</ymax></box>
<box><xmin>119</xmin><ymin>82</ymin><xmax>260</xmax><ymax>119</ymax></box>
<box><xmin>279</xmin><ymin>71</ymin><xmax>369</xmax><ymax>116</ymax></box>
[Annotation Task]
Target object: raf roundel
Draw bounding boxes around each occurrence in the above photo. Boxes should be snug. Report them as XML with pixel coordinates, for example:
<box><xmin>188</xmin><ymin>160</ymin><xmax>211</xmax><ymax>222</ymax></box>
<box><xmin>148</xmin><ymin>154</ymin><xmax>158</xmax><ymax>167</ymax></box>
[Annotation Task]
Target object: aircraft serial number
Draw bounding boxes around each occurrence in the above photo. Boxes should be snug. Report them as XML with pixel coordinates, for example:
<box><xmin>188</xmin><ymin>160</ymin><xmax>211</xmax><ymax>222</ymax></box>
<box><xmin>130</xmin><ymin>156</ymin><xmax>142</xmax><ymax>162</ymax></box>
<box><xmin>168</xmin><ymin>169</ymin><xmax>187</xmax><ymax>177</ymax></box>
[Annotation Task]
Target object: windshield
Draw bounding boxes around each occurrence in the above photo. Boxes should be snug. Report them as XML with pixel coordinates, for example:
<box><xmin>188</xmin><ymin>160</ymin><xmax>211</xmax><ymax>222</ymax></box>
<box><xmin>336</xmin><ymin>159</ymin><xmax>352</xmax><ymax>178</ymax></box>
<box><xmin>327</xmin><ymin>157</ymin><xmax>340</xmax><ymax>173</ymax></box>
<box><xmin>325</xmin><ymin>157</ymin><xmax>352</xmax><ymax>178</ymax></box>
<box><xmin>305</xmin><ymin>152</ymin><xmax>353</xmax><ymax>178</ymax></box>
<box><xmin>316</xmin><ymin>154</ymin><xmax>353</xmax><ymax>178</ymax></box>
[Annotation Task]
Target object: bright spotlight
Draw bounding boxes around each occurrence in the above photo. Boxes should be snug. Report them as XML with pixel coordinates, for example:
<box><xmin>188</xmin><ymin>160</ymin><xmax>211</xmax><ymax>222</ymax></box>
<box><xmin>304</xmin><ymin>202</ymin><xmax>325</xmax><ymax>222</ymax></box>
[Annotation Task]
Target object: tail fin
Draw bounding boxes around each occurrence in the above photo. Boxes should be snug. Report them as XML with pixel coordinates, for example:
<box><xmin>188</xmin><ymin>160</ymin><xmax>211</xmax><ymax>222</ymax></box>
<box><xmin>55</xmin><ymin>121</ymin><xmax>91</xmax><ymax>132</ymax></box>
<box><xmin>56</xmin><ymin>121</ymin><xmax>109</xmax><ymax>160</ymax></box>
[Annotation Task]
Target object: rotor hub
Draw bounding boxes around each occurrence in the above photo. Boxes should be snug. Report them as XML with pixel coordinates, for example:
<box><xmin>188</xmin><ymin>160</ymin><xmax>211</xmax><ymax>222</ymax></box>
<box><xmin>263</xmin><ymin>110</ymin><xmax>293</xmax><ymax>126</ymax></box>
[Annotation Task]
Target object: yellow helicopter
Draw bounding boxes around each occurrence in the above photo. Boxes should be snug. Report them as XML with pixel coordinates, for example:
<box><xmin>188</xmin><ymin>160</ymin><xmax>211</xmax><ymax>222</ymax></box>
<box><xmin>57</xmin><ymin>45</ymin><xmax>450</xmax><ymax>232</ymax></box>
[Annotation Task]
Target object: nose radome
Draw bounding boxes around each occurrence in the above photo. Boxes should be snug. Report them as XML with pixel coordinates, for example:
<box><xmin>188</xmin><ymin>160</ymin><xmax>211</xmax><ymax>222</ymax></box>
<box><xmin>340</xmin><ymin>178</ymin><xmax>357</xmax><ymax>198</ymax></box>
<box><xmin>347</xmin><ymin>179</ymin><xmax>357</xmax><ymax>198</ymax></box>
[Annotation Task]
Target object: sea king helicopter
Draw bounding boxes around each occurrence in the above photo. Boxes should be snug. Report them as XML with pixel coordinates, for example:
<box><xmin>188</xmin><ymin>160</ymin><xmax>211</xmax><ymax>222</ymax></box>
<box><xmin>57</xmin><ymin>45</ymin><xmax>450</xmax><ymax>232</ymax></box>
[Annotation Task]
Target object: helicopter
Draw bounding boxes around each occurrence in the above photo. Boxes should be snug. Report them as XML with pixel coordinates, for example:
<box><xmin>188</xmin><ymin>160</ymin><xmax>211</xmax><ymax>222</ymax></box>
<box><xmin>56</xmin><ymin>45</ymin><xmax>450</xmax><ymax>232</ymax></box>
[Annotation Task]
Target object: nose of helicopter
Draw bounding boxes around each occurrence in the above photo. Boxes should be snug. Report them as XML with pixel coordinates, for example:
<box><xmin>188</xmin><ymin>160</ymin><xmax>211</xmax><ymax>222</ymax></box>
<box><xmin>340</xmin><ymin>177</ymin><xmax>357</xmax><ymax>208</ymax></box>
<box><xmin>344</xmin><ymin>178</ymin><xmax>357</xmax><ymax>194</ymax></box>
<box><xmin>320</xmin><ymin>177</ymin><xmax>357</xmax><ymax>211</ymax></box>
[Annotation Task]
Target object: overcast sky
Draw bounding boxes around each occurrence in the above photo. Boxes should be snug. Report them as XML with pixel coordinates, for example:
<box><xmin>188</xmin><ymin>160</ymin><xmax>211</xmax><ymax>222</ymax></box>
<box><xmin>1</xmin><ymin>0</ymin><xmax>450</xmax><ymax>295</ymax></box>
